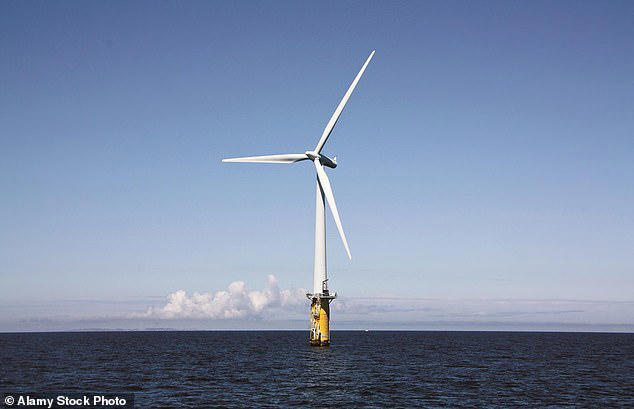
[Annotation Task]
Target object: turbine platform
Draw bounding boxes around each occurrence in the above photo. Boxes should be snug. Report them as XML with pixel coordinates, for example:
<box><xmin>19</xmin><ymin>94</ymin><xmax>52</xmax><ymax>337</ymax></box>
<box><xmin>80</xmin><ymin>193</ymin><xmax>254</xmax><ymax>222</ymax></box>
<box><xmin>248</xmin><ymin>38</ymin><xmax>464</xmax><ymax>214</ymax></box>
<box><xmin>307</xmin><ymin>291</ymin><xmax>337</xmax><ymax>346</ymax></box>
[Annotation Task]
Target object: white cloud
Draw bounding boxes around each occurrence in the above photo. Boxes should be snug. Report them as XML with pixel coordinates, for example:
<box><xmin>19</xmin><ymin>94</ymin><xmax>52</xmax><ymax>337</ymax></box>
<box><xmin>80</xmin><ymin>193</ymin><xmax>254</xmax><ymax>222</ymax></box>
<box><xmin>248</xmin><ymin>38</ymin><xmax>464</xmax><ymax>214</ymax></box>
<box><xmin>134</xmin><ymin>275</ymin><xmax>308</xmax><ymax>319</ymax></box>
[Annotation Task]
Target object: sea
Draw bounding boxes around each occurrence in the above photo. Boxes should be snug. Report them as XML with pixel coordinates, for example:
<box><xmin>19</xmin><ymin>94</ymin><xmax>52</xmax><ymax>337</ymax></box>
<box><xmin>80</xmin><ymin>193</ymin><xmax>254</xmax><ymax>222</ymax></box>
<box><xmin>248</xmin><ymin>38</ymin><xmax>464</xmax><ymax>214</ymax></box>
<box><xmin>2</xmin><ymin>331</ymin><xmax>633</xmax><ymax>408</ymax></box>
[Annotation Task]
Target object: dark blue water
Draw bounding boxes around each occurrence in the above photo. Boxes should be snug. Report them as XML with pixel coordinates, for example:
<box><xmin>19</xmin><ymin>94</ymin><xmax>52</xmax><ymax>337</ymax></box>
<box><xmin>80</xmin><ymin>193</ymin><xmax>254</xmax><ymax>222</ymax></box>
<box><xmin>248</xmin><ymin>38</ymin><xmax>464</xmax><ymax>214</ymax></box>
<box><xmin>2</xmin><ymin>331</ymin><xmax>633</xmax><ymax>408</ymax></box>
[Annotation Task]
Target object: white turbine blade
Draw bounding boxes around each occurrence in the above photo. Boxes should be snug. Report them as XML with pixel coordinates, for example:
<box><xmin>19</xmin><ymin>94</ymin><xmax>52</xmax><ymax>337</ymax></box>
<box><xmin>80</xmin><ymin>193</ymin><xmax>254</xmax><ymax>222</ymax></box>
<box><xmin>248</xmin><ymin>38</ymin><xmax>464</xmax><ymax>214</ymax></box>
<box><xmin>314</xmin><ymin>160</ymin><xmax>351</xmax><ymax>260</ymax></box>
<box><xmin>314</xmin><ymin>50</ymin><xmax>375</xmax><ymax>154</ymax></box>
<box><xmin>222</xmin><ymin>153</ymin><xmax>309</xmax><ymax>164</ymax></box>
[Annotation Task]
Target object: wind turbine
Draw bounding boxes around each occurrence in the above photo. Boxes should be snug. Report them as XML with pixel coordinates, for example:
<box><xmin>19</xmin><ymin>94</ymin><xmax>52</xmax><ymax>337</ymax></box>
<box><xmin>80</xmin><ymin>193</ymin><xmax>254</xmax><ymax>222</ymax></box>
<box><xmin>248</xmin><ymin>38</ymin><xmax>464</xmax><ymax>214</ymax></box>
<box><xmin>222</xmin><ymin>51</ymin><xmax>375</xmax><ymax>346</ymax></box>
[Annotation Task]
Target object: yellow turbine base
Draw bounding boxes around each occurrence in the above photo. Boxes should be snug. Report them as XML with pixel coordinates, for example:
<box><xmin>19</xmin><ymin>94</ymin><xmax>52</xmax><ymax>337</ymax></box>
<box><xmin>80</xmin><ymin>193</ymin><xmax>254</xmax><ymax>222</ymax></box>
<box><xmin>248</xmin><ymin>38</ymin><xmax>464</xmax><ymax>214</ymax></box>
<box><xmin>309</xmin><ymin>297</ymin><xmax>331</xmax><ymax>346</ymax></box>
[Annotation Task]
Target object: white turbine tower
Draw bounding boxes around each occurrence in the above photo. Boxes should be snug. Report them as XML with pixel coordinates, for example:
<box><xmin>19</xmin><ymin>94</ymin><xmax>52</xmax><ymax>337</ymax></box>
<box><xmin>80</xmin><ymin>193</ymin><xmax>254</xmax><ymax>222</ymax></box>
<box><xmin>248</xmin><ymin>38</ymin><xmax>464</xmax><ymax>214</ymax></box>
<box><xmin>222</xmin><ymin>51</ymin><xmax>375</xmax><ymax>346</ymax></box>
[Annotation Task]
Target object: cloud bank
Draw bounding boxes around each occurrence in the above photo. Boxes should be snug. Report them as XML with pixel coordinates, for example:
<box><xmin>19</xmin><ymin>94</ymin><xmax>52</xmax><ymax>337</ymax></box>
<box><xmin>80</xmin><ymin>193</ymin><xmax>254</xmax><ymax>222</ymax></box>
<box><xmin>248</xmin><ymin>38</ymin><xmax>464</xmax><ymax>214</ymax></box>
<box><xmin>135</xmin><ymin>275</ymin><xmax>307</xmax><ymax>319</ymax></box>
<box><xmin>2</xmin><ymin>275</ymin><xmax>633</xmax><ymax>331</ymax></box>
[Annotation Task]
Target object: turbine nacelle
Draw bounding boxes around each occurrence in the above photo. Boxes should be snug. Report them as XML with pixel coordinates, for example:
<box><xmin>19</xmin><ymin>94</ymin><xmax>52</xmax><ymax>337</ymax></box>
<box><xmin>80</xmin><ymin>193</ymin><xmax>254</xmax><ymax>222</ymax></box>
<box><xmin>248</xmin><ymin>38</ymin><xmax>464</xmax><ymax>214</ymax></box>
<box><xmin>305</xmin><ymin>150</ymin><xmax>337</xmax><ymax>169</ymax></box>
<box><xmin>320</xmin><ymin>154</ymin><xmax>337</xmax><ymax>169</ymax></box>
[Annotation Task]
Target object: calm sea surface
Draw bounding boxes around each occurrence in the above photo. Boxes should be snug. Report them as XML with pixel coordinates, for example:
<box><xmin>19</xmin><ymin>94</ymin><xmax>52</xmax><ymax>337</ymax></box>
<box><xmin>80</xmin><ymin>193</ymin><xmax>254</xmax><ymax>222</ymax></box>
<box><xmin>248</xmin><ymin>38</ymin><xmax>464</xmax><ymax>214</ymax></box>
<box><xmin>1</xmin><ymin>331</ymin><xmax>633</xmax><ymax>408</ymax></box>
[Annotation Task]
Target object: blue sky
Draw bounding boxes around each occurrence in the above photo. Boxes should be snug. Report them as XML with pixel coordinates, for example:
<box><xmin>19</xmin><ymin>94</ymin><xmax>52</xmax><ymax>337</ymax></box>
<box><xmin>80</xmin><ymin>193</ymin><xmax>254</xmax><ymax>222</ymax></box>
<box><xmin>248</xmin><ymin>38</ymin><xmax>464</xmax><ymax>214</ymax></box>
<box><xmin>1</xmin><ymin>1</ymin><xmax>633</xmax><ymax>331</ymax></box>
